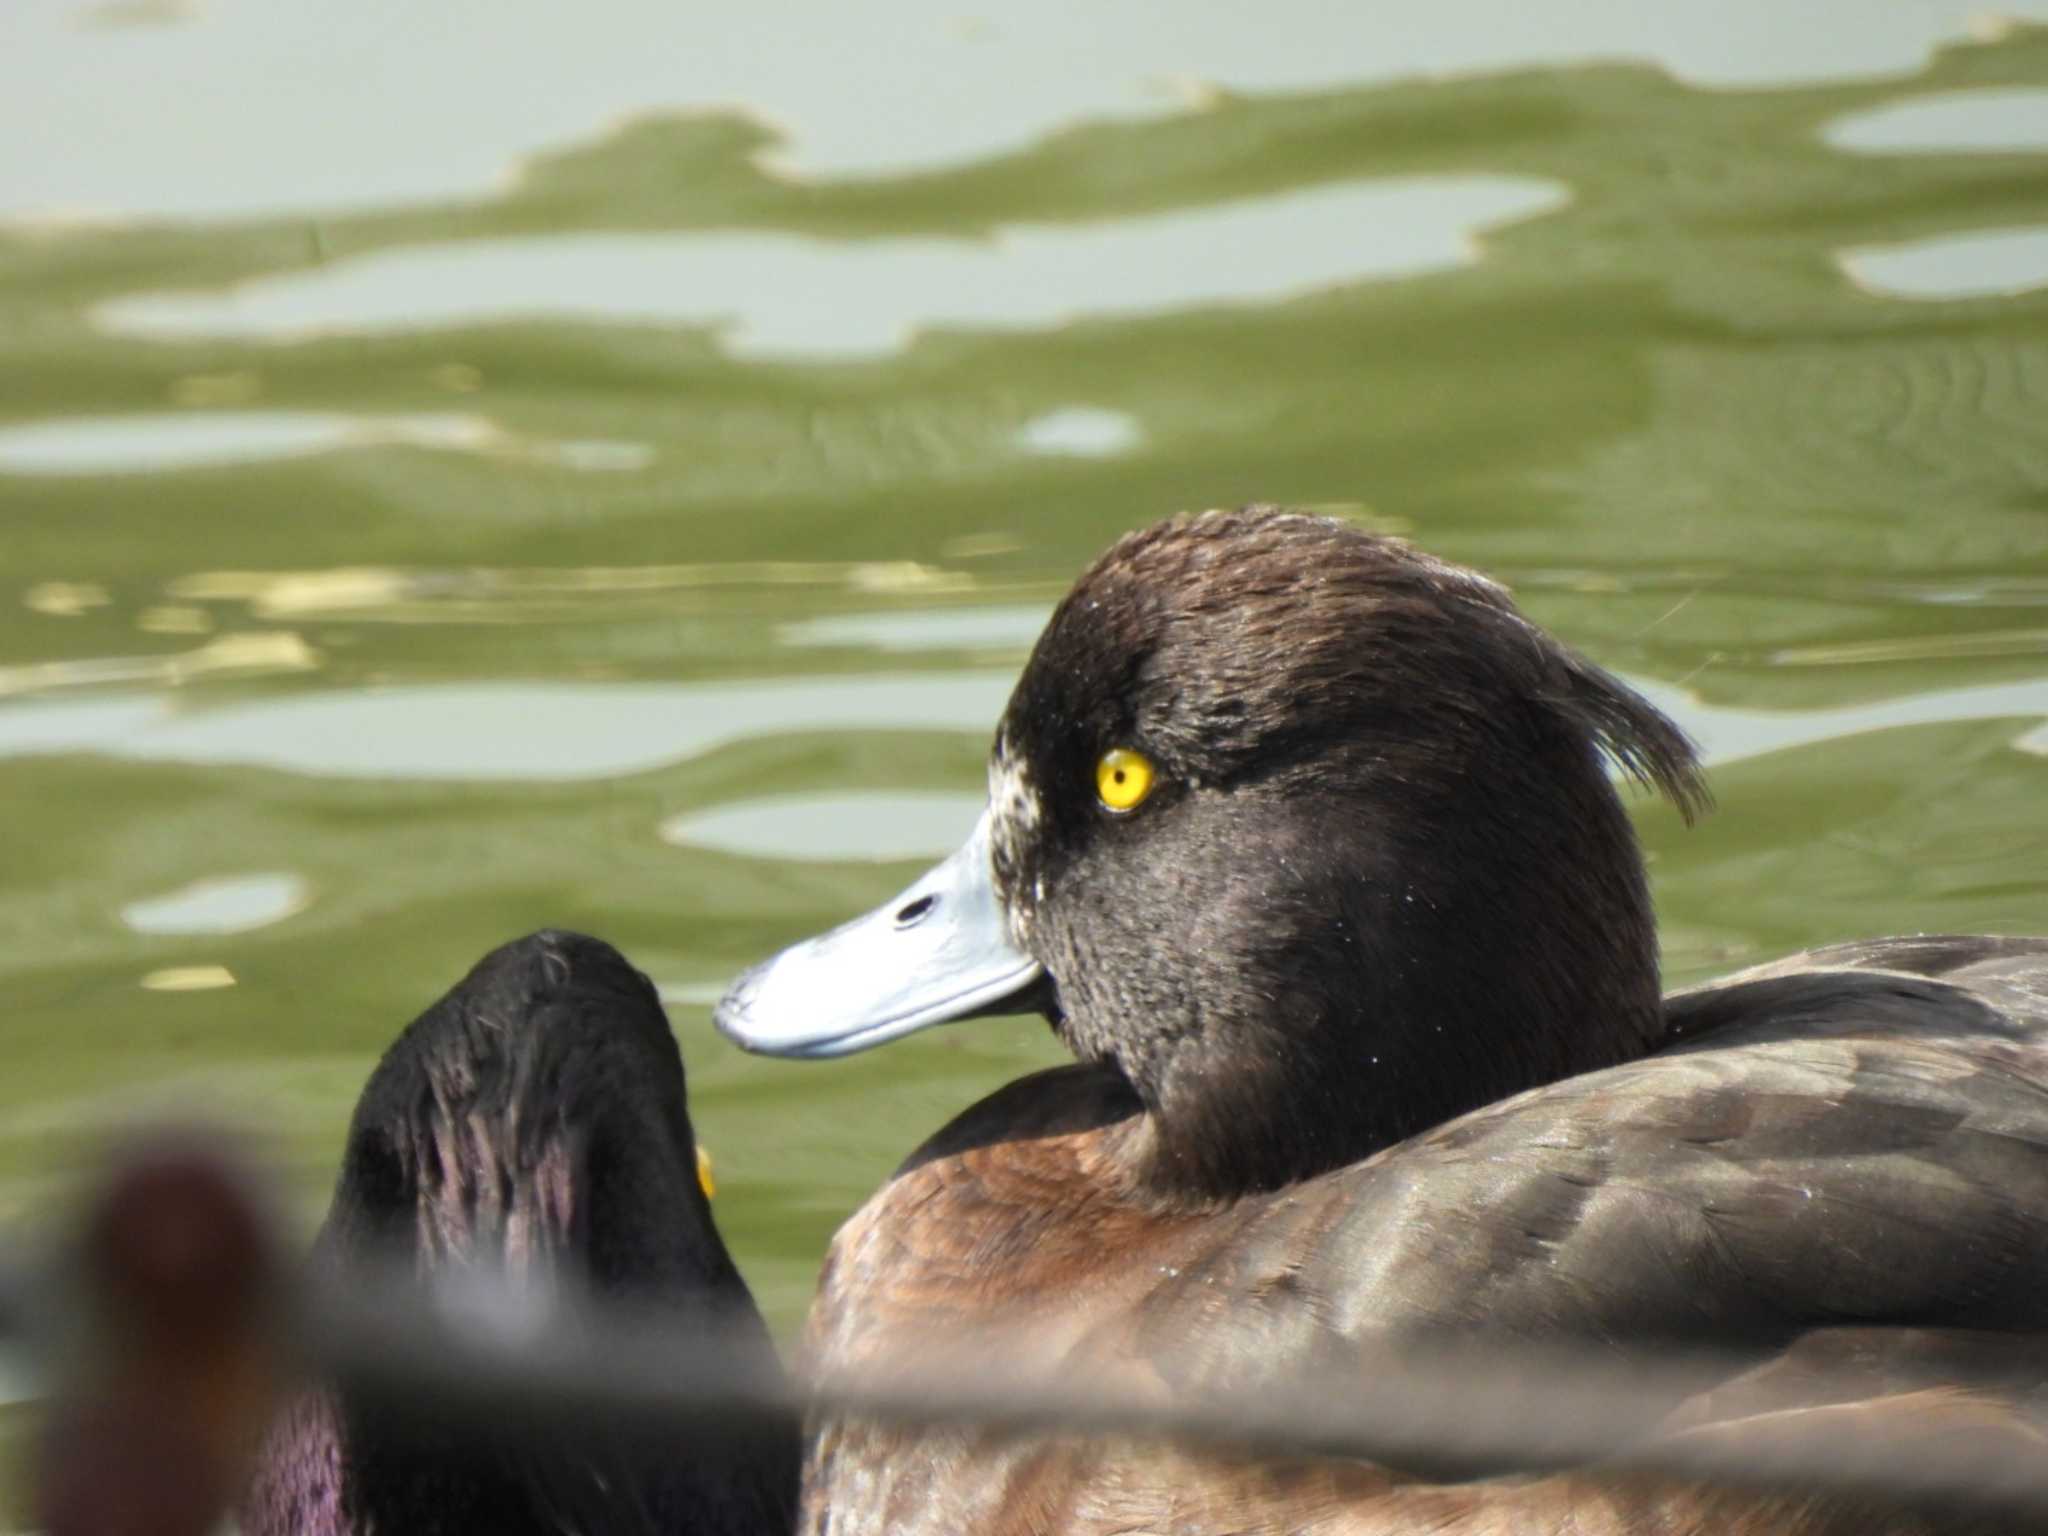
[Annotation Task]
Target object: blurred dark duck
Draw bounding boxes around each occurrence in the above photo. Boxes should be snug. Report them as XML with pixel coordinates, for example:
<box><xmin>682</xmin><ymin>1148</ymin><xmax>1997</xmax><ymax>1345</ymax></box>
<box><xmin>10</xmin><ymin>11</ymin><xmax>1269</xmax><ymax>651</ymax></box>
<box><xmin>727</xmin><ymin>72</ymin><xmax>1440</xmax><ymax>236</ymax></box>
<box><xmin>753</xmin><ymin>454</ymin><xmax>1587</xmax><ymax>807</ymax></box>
<box><xmin>717</xmin><ymin>507</ymin><xmax>2048</xmax><ymax>1534</ymax></box>
<box><xmin>244</xmin><ymin>930</ymin><xmax>799</xmax><ymax>1536</ymax></box>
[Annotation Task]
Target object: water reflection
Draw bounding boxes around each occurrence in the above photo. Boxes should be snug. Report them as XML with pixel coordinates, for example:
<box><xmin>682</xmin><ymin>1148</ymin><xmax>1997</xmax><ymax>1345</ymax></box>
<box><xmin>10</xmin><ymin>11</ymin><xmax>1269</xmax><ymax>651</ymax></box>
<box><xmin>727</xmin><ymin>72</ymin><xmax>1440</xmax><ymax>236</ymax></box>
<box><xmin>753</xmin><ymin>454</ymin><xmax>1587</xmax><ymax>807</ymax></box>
<box><xmin>661</xmin><ymin>790</ymin><xmax>984</xmax><ymax>861</ymax></box>
<box><xmin>166</xmin><ymin>560</ymin><xmax>977</xmax><ymax>625</ymax></box>
<box><xmin>93</xmin><ymin>178</ymin><xmax>1568</xmax><ymax>358</ymax></box>
<box><xmin>139</xmin><ymin>964</ymin><xmax>236</xmax><ymax>992</ymax></box>
<box><xmin>1016</xmin><ymin>407</ymin><xmax>1145</xmax><ymax>458</ymax></box>
<box><xmin>1840</xmin><ymin>224</ymin><xmax>2048</xmax><ymax>299</ymax></box>
<box><xmin>1826</xmin><ymin>88</ymin><xmax>2048</xmax><ymax>153</ymax></box>
<box><xmin>0</xmin><ymin>411</ymin><xmax>653</xmax><ymax>477</ymax></box>
<box><xmin>777</xmin><ymin>606</ymin><xmax>1050</xmax><ymax>653</ymax></box>
<box><xmin>0</xmin><ymin>673</ymin><xmax>1014</xmax><ymax>780</ymax></box>
<box><xmin>120</xmin><ymin>872</ymin><xmax>310</xmax><ymax>935</ymax></box>
<box><xmin>0</xmin><ymin>633</ymin><xmax>315</xmax><ymax>698</ymax></box>
<box><xmin>6</xmin><ymin>0</ymin><xmax>2041</xmax><ymax>219</ymax></box>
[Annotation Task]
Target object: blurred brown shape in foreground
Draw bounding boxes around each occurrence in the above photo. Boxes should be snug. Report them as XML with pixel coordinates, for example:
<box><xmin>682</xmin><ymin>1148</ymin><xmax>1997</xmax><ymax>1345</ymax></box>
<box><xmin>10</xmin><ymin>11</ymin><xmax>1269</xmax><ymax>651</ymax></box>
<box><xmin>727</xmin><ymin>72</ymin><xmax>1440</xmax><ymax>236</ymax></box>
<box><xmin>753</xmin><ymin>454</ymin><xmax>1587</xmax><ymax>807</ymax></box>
<box><xmin>36</xmin><ymin>1135</ymin><xmax>284</xmax><ymax>1536</ymax></box>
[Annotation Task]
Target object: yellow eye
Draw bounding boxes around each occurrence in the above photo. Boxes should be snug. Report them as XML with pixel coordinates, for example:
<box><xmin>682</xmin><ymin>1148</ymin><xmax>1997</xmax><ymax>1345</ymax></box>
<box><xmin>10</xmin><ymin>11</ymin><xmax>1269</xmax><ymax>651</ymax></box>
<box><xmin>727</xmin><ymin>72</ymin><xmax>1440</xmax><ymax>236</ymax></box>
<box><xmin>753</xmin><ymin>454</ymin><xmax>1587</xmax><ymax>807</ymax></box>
<box><xmin>1095</xmin><ymin>747</ymin><xmax>1157</xmax><ymax>813</ymax></box>
<box><xmin>695</xmin><ymin>1144</ymin><xmax>716</xmax><ymax>1201</ymax></box>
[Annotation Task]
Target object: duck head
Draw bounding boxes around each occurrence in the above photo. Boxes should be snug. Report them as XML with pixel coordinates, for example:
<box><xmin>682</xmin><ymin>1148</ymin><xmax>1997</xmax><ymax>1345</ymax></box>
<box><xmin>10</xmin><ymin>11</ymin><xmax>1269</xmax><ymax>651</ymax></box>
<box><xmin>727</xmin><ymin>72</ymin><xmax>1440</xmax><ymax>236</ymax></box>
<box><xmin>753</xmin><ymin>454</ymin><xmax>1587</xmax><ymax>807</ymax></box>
<box><xmin>326</xmin><ymin>932</ymin><xmax>731</xmax><ymax>1299</ymax></box>
<box><xmin>249</xmin><ymin>931</ymin><xmax>796</xmax><ymax>1536</ymax></box>
<box><xmin>718</xmin><ymin>509</ymin><xmax>1707</xmax><ymax>1201</ymax></box>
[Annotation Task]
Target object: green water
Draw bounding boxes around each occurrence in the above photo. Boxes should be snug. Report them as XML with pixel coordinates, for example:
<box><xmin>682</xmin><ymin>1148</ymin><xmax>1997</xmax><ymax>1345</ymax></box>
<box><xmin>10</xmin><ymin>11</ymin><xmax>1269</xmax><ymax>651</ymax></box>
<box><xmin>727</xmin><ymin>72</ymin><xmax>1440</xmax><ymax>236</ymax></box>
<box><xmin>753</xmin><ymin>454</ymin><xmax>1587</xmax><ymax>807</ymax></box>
<box><xmin>3</xmin><ymin>14</ymin><xmax>2048</xmax><ymax>1355</ymax></box>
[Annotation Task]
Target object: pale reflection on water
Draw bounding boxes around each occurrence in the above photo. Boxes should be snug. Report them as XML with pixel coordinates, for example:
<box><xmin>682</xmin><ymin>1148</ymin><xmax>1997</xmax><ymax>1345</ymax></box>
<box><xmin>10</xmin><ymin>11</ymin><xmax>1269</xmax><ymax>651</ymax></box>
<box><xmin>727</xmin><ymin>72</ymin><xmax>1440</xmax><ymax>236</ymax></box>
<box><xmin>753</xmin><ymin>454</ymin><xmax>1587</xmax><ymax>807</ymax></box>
<box><xmin>1825</xmin><ymin>88</ymin><xmax>2048</xmax><ymax>154</ymax></box>
<box><xmin>1841</xmin><ymin>224</ymin><xmax>2048</xmax><ymax>300</ymax></box>
<box><xmin>777</xmin><ymin>606</ymin><xmax>1051</xmax><ymax>654</ymax></box>
<box><xmin>0</xmin><ymin>674</ymin><xmax>1015</xmax><ymax>781</ymax></box>
<box><xmin>0</xmin><ymin>411</ymin><xmax>654</xmax><ymax>477</ymax></box>
<box><xmin>0</xmin><ymin>633</ymin><xmax>316</xmax><ymax>699</ymax></box>
<box><xmin>662</xmin><ymin>791</ymin><xmax>984</xmax><ymax>861</ymax></box>
<box><xmin>6</xmin><ymin>0</ymin><xmax>2043</xmax><ymax>220</ymax></box>
<box><xmin>120</xmin><ymin>872</ymin><xmax>310</xmax><ymax>935</ymax></box>
<box><xmin>1016</xmin><ymin>408</ymin><xmax>1145</xmax><ymax>458</ymax></box>
<box><xmin>93</xmin><ymin>178</ymin><xmax>1568</xmax><ymax>358</ymax></box>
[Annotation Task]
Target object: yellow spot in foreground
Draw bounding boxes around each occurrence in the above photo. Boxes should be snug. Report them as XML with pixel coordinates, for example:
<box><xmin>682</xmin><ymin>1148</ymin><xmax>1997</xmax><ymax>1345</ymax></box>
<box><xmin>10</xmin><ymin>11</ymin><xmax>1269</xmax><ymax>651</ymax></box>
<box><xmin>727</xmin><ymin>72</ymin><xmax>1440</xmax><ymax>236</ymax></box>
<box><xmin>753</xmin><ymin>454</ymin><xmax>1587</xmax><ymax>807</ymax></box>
<box><xmin>695</xmin><ymin>1144</ymin><xmax>717</xmax><ymax>1201</ymax></box>
<box><xmin>141</xmin><ymin>965</ymin><xmax>237</xmax><ymax>992</ymax></box>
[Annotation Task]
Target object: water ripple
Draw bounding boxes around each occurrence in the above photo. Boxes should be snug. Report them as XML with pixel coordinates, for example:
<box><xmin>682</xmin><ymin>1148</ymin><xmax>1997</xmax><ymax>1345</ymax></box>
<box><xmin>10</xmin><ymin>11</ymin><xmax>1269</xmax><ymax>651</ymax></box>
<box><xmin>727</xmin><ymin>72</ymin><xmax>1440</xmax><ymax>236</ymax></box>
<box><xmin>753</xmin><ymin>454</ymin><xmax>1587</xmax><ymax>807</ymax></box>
<box><xmin>93</xmin><ymin>178</ymin><xmax>1568</xmax><ymax>358</ymax></box>
<box><xmin>1841</xmin><ymin>224</ymin><xmax>2048</xmax><ymax>300</ymax></box>
<box><xmin>1827</xmin><ymin>88</ymin><xmax>2048</xmax><ymax>154</ymax></box>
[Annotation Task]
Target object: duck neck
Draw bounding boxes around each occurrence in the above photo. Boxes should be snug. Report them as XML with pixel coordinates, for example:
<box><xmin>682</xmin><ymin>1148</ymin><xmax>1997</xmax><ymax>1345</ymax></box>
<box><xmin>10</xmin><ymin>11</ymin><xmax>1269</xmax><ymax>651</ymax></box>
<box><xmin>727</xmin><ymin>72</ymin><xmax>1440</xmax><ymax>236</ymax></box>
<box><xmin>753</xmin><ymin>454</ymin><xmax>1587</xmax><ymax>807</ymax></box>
<box><xmin>1106</xmin><ymin>768</ymin><xmax>1668</xmax><ymax>1206</ymax></box>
